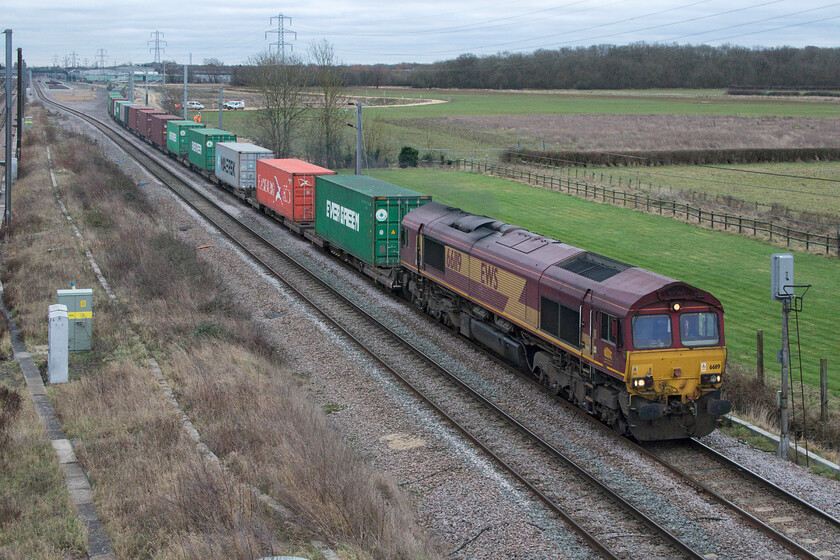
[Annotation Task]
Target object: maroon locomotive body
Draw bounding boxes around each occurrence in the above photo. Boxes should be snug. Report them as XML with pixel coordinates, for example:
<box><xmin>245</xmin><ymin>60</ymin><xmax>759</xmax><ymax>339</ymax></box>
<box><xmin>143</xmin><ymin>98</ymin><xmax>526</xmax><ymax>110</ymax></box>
<box><xmin>400</xmin><ymin>202</ymin><xmax>729</xmax><ymax>440</ymax></box>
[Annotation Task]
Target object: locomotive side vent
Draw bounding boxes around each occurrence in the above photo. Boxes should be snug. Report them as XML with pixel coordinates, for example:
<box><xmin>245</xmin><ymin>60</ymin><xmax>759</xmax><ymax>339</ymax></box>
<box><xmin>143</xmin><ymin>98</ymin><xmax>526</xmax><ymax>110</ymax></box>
<box><xmin>558</xmin><ymin>252</ymin><xmax>630</xmax><ymax>282</ymax></box>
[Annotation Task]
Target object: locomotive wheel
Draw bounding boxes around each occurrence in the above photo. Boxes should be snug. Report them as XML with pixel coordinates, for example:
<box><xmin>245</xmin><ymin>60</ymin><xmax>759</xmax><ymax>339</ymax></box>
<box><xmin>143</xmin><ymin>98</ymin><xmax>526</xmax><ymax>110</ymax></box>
<box><xmin>612</xmin><ymin>415</ymin><xmax>629</xmax><ymax>436</ymax></box>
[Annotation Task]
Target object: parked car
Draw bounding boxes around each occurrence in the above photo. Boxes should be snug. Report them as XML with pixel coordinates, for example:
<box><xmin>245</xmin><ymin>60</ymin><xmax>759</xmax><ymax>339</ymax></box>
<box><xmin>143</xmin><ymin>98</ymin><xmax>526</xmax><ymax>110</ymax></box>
<box><xmin>223</xmin><ymin>100</ymin><xmax>245</xmax><ymax>110</ymax></box>
<box><xmin>186</xmin><ymin>100</ymin><xmax>204</xmax><ymax>110</ymax></box>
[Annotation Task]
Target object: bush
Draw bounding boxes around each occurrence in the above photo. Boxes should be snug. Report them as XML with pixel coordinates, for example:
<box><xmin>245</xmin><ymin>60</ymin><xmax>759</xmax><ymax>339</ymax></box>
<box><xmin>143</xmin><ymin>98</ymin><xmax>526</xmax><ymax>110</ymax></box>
<box><xmin>398</xmin><ymin>146</ymin><xmax>419</xmax><ymax>168</ymax></box>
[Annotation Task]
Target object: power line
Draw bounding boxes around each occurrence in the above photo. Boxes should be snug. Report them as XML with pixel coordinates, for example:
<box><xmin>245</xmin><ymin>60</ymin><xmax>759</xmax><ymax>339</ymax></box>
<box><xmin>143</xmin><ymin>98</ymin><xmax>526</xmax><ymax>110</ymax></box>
<box><xmin>97</xmin><ymin>48</ymin><xmax>108</xmax><ymax>69</ymax></box>
<box><xmin>148</xmin><ymin>31</ymin><xmax>167</xmax><ymax>65</ymax></box>
<box><xmin>266</xmin><ymin>14</ymin><xmax>296</xmax><ymax>61</ymax></box>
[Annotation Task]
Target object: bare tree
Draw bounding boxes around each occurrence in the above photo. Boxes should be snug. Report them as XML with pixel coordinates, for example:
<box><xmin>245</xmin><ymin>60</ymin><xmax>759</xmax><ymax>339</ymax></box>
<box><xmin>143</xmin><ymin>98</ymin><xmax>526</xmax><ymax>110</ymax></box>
<box><xmin>202</xmin><ymin>58</ymin><xmax>225</xmax><ymax>83</ymax></box>
<box><xmin>308</xmin><ymin>39</ymin><xmax>347</xmax><ymax>168</ymax></box>
<box><xmin>158</xmin><ymin>85</ymin><xmax>182</xmax><ymax>115</ymax></box>
<box><xmin>247</xmin><ymin>50</ymin><xmax>306</xmax><ymax>158</ymax></box>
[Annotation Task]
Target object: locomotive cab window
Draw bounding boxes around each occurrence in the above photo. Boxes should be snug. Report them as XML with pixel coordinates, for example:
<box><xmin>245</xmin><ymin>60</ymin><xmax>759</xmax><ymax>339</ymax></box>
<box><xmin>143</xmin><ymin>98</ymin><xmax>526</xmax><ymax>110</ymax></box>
<box><xmin>600</xmin><ymin>312</ymin><xmax>621</xmax><ymax>346</ymax></box>
<box><xmin>424</xmin><ymin>237</ymin><xmax>446</xmax><ymax>272</ymax></box>
<box><xmin>632</xmin><ymin>314</ymin><xmax>672</xmax><ymax>349</ymax></box>
<box><xmin>401</xmin><ymin>227</ymin><xmax>409</xmax><ymax>247</ymax></box>
<box><xmin>679</xmin><ymin>312</ymin><xmax>720</xmax><ymax>347</ymax></box>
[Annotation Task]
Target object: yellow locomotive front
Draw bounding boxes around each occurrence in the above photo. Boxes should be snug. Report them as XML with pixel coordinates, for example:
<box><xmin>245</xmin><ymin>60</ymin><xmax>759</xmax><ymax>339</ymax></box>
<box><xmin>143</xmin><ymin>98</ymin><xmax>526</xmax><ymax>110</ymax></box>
<box><xmin>622</xmin><ymin>301</ymin><xmax>730</xmax><ymax>441</ymax></box>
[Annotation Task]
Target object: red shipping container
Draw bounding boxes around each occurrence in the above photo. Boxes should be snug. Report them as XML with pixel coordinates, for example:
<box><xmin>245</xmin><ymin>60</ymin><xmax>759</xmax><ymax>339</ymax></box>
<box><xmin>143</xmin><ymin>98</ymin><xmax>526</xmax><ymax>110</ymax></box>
<box><xmin>256</xmin><ymin>159</ymin><xmax>335</xmax><ymax>222</ymax></box>
<box><xmin>138</xmin><ymin>109</ymin><xmax>165</xmax><ymax>138</ymax></box>
<box><xmin>127</xmin><ymin>105</ymin><xmax>152</xmax><ymax>133</ymax></box>
<box><xmin>149</xmin><ymin>114</ymin><xmax>181</xmax><ymax>148</ymax></box>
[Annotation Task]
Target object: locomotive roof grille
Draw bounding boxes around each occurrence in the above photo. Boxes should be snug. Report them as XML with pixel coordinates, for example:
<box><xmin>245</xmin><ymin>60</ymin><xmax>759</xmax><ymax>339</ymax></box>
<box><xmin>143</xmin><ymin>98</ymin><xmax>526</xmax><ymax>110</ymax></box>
<box><xmin>558</xmin><ymin>252</ymin><xmax>631</xmax><ymax>282</ymax></box>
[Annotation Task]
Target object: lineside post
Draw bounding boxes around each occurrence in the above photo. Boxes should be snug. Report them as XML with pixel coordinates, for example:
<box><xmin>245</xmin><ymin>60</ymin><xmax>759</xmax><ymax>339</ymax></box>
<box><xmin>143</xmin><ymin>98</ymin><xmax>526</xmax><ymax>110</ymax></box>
<box><xmin>4</xmin><ymin>29</ymin><xmax>12</xmax><ymax>236</ymax></box>
<box><xmin>756</xmin><ymin>330</ymin><xmax>764</xmax><ymax>383</ymax></box>
<box><xmin>820</xmin><ymin>359</ymin><xmax>828</xmax><ymax>422</ymax></box>
<box><xmin>778</xmin><ymin>298</ymin><xmax>790</xmax><ymax>460</ymax></box>
<box><xmin>182</xmin><ymin>63</ymin><xmax>187</xmax><ymax>120</ymax></box>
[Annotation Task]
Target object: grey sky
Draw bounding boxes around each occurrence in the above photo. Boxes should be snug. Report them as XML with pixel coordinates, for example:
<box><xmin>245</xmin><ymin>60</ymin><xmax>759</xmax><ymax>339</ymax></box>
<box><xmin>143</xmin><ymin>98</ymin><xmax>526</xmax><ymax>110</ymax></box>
<box><xmin>6</xmin><ymin>0</ymin><xmax>839</xmax><ymax>67</ymax></box>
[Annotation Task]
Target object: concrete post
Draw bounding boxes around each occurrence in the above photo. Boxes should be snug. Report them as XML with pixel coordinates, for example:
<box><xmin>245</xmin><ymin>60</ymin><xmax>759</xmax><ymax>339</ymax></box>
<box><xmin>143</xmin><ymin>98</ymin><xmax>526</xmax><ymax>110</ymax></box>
<box><xmin>4</xmin><ymin>29</ymin><xmax>12</xmax><ymax>233</ymax></box>
<box><xmin>182</xmin><ymin>63</ymin><xmax>187</xmax><ymax>120</ymax></box>
<box><xmin>756</xmin><ymin>329</ymin><xmax>764</xmax><ymax>383</ymax></box>
<box><xmin>48</xmin><ymin>304</ymin><xmax>69</xmax><ymax>384</ymax></box>
<box><xmin>218</xmin><ymin>86</ymin><xmax>223</xmax><ymax>130</ymax></box>
<box><xmin>821</xmin><ymin>359</ymin><xmax>828</xmax><ymax>422</ymax></box>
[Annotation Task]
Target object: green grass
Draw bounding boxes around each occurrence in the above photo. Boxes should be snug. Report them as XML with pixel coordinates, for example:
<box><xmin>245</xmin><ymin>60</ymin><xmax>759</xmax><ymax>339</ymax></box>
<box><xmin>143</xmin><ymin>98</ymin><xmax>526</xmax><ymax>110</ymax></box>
<box><xmin>358</xmin><ymin>88</ymin><xmax>840</xmax><ymax>119</ymax></box>
<box><xmin>367</xmin><ymin>168</ymin><xmax>840</xmax><ymax>394</ymax></box>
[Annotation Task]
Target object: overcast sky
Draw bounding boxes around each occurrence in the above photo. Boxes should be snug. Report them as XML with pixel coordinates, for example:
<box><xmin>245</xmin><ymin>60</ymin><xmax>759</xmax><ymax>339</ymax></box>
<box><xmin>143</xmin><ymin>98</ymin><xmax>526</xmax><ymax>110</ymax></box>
<box><xmin>5</xmin><ymin>0</ymin><xmax>839</xmax><ymax>67</ymax></box>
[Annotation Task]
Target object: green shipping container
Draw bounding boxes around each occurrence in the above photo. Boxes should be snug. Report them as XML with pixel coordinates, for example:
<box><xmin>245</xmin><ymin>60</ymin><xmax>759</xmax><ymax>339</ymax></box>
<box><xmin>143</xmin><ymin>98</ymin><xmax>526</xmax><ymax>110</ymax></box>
<box><xmin>186</xmin><ymin>128</ymin><xmax>237</xmax><ymax>170</ymax></box>
<box><xmin>314</xmin><ymin>175</ymin><xmax>431</xmax><ymax>268</ymax></box>
<box><xmin>166</xmin><ymin>121</ymin><xmax>206</xmax><ymax>156</ymax></box>
<box><xmin>120</xmin><ymin>103</ymin><xmax>137</xmax><ymax>125</ymax></box>
<box><xmin>114</xmin><ymin>100</ymin><xmax>131</xmax><ymax>119</ymax></box>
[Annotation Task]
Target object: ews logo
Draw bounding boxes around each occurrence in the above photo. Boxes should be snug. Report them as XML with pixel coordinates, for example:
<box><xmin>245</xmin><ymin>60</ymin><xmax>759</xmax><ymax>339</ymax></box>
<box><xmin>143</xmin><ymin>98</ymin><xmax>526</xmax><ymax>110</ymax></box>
<box><xmin>480</xmin><ymin>262</ymin><xmax>499</xmax><ymax>290</ymax></box>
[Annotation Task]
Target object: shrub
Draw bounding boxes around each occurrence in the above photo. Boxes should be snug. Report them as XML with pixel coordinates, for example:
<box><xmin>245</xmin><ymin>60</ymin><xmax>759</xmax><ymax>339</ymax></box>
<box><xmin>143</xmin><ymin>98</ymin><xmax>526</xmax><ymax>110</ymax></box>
<box><xmin>398</xmin><ymin>146</ymin><xmax>419</xmax><ymax>168</ymax></box>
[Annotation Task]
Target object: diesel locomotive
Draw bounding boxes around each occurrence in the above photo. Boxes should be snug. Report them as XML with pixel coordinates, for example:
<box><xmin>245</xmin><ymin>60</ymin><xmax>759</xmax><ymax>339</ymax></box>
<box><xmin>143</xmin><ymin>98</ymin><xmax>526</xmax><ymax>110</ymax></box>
<box><xmin>399</xmin><ymin>202</ymin><xmax>730</xmax><ymax>440</ymax></box>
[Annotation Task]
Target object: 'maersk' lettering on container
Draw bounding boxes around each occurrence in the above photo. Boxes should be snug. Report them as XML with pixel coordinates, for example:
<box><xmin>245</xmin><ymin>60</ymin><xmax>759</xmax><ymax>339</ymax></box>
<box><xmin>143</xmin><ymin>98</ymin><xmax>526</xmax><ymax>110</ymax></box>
<box><xmin>326</xmin><ymin>199</ymin><xmax>360</xmax><ymax>232</ymax></box>
<box><xmin>220</xmin><ymin>156</ymin><xmax>236</xmax><ymax>177</ymax></box>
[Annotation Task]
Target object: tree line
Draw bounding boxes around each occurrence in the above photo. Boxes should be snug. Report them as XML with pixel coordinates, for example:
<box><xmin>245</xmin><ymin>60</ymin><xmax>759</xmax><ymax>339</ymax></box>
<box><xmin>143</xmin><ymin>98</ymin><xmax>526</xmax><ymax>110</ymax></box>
<box><xmin>339</xmin><ymin>44</ymin><xmax>840</xmax><ymax>90</ymax></box>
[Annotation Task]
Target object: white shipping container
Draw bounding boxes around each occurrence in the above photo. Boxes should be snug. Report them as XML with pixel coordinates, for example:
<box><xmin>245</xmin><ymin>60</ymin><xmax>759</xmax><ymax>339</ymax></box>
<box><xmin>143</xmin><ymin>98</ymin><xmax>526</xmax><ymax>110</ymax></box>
<box><xmin>215</xmin><ymin>142</ymin><xmax>275</xmax><ymax>192</ymax></box>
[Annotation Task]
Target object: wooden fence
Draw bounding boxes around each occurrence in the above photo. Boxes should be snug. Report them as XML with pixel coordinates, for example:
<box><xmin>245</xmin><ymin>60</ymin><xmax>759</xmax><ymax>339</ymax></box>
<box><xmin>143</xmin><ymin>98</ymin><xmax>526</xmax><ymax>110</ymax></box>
<box><xmin>457</xmin><ymin>159</ymin><xmax>840</xmax><ymax>257</ymax></box>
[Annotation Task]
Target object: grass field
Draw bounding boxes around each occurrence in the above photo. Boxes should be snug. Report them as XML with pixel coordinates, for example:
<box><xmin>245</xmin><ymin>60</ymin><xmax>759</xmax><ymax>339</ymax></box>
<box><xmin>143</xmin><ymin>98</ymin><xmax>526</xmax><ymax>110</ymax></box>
<box><xmin>366</xmin><ymin>168</ymin><xmax>840</xmax><ymax>394</ymax></box>
<box><xmin>191</xmin><ymin>87</ymin><xmax>840</xmax><ymax>158</ymax></box>
<box><xmin>351</xmin><ymin>88</ymin><xmax>840</xmax><ymax>119</ymax></box>
<box><xmin>581</xmin><ymin>162</ymin><xmax>840</xmax><ymax>218</ymax></box>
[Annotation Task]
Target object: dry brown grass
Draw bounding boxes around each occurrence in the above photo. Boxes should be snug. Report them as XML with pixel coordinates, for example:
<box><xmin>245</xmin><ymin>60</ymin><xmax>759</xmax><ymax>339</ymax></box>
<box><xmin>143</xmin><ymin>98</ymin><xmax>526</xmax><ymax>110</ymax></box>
<box><xmin>168</xmin><ymin>343</ymin><xmax>436</xmax><ymax>559</ymax></box>
<box><xmin>432</xmin><ymin>113</ymin><xmax>840</xmax><ymax>152</ymax></box>
<box><xmin>0</xmin><ymin>306</ymin><xmax>86</xmax><ymax>559</ymax></box>
<box><xmin>54</xmin><ymin>362</ymin><xmax>286</xmax><ymax>559</ymax></box>
<box><xmin>3</xmin><ymin>104</ymin><xmax>438</xmax><ymax>557</ymax></box>
<box><xmin>724</xmin><ymin>361</ymin><xmax>840</xmax><ymax>466</ymax></box>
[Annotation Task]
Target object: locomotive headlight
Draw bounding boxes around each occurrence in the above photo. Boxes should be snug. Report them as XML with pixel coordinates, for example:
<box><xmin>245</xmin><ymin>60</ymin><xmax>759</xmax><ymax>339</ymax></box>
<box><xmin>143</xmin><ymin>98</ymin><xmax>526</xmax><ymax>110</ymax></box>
<box><xmin>671</xmin><ymin>302</ymin><xmax>681</xmax><ymax>312</ymax></box>
<box><xmin>632</xmin><ymin>376</ymin><xmax>654</xmax><ymax>389</ymax></box>
<box><xmin>701</xmin><ymin>373</ymin><xmax>722</xmax><ymax>385</ymax></box>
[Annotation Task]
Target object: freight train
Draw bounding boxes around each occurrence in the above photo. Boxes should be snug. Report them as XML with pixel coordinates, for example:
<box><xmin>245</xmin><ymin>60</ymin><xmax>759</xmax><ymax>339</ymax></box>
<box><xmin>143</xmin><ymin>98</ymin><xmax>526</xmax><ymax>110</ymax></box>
<box><xmin>107</xmin><ymin>91</ymin><xmax>730</xmax><ymax>441</ymax></box>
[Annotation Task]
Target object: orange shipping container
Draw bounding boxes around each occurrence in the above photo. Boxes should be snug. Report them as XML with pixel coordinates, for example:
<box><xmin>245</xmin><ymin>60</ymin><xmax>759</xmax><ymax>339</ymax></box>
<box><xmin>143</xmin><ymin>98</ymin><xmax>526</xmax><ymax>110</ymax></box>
<box><xmin>256</xmin><ymin>159</ymin><xmax>335</xmax><ymax>222</ymax></box>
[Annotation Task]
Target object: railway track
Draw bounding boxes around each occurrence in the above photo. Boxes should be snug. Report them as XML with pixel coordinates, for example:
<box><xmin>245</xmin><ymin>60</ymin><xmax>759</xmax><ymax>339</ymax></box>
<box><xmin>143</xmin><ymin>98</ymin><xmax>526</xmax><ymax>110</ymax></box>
<box><xmin>646</xmin><ymin>438</ymin><xmax>840</xmax><ymax>560</ymax></box>
<box><xmin>476</xmin><ymin>344</ymin><xmax>840</xmax><ymax>560</ymax></box>
<box><xmin>36</xmin><ymin>83</ymin><xmax>718</xmax><ymax>560</ymax></box>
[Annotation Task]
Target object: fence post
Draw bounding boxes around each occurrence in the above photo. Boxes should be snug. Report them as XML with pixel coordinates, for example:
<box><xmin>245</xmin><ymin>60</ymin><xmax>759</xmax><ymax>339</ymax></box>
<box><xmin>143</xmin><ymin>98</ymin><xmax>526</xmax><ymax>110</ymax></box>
<box><xmin>820</xmin><ymin>359</ymin><xmax>828</xmax><ymax>421</ymax></box>
<box><xmin>756</xmin><ymin>330</ymin><xmax>764</xmax><ymax>384</ymax></box>
<box><xmin>836</xmin><ymin>227</ymin><xmax>840</xmax><ymax>258</ymax></box>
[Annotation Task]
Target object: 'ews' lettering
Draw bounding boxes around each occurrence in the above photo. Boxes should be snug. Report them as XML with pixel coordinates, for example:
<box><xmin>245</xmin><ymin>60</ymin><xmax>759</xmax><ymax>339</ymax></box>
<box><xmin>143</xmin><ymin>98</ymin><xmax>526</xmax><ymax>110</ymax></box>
<box><xmin>480</xmin><ymin>262</ymin><xmax>499</xmax><ymax>290</ymax></box>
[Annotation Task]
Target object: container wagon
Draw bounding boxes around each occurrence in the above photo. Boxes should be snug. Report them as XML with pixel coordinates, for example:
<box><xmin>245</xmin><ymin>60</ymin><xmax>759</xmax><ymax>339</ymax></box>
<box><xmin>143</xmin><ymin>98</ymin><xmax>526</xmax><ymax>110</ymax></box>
<box><xmin>187</xmin><ymin>128</ymin><xmax>237</xmax><ymax>171</ymax></box>
<box><xmin>214</xmin><ymin>142</ymin><xmax>274</xmax><ymax>199</ymax></box>
<box><xmin>255</xmin><ymin>159</ymin><xmax>335</xmax><ymax>232</ymax></box>
<box><xmin>166</xmin><ymin>121</ymin><xmax>206</xmax><ymax>157</ymax></box>
<box><xmin>149</xmin><ymin>114</ymin><xmax>181</xmax><ymax>150</ymax></box>
<box><xmin>310</xmin><ymin>175</ymin><xmax>430</xmax><ymax>287</ymax></box>
<box><xmin>137</xmin><ymin>109</ymin><xmax>165</xmax><ymax>138</ymax></box>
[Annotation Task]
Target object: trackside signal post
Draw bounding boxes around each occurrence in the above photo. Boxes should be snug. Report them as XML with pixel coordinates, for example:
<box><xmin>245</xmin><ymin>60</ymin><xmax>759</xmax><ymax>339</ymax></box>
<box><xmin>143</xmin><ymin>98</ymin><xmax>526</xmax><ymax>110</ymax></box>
<box><xmin>770</xmin><ymin>253</ymin><xmax>809</xmax><ymax>461</ymax></box>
